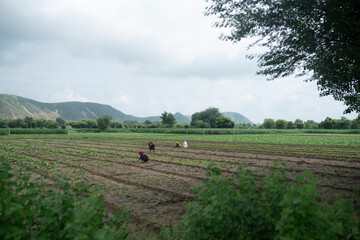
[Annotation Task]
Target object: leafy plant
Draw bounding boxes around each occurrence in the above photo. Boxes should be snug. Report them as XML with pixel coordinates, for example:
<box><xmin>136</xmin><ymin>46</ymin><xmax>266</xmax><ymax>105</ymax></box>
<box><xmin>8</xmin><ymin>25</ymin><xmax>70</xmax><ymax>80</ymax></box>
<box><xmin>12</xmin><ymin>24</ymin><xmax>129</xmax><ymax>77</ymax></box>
<box><xmin>0</xmin><ymin>159</ymin><xmax>133</xmax><ymax>240</ymax></box>
<box><xmin>162</xmin><ymin>161</ymin><xmax>360</xmax><ymax>240</ymax></box>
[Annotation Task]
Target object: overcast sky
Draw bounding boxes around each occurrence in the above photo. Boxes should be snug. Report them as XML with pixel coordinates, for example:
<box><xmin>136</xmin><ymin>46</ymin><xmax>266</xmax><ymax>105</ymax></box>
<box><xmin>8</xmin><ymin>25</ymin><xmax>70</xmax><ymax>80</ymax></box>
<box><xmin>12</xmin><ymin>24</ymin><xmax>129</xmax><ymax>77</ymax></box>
<box><xmin>0</xmin><ymin>0</ymin><xmax>357</xmax><ymax>123</ymax></box>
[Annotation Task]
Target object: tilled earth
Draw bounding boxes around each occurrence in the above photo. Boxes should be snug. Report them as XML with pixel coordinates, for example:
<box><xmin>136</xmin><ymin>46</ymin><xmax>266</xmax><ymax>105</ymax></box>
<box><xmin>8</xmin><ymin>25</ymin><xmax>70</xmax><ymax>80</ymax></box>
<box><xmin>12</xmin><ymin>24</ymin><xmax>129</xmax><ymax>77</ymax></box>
<box><xmin>1</xmin><ymin>136</ymin><xmax>359</xmax><ymax>235</ymax></box>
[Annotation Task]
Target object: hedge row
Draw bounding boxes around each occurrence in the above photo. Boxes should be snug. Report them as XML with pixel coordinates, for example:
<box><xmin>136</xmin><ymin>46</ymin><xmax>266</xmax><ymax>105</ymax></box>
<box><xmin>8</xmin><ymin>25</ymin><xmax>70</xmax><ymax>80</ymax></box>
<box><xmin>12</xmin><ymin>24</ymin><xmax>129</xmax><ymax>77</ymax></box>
<box><xmin>1</xmin><ymin>128</ymin><xmax>68</xmax><ymax>135</ymax></box>
<box><xmin>74</xmin><ymin>128</ymin><xmax>360</xmax><ymax>135</ymax></box>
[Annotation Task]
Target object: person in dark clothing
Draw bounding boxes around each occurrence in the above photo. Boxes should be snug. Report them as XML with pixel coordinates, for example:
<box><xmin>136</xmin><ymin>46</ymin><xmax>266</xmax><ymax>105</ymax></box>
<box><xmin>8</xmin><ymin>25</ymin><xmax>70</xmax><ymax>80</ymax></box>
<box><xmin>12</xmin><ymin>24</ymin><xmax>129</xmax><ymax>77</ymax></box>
<box><xmin>138</xmin><ymin>151</ymin><xmax>149</xmax><ymax>163</ymax></box>
<box><xmin>148</xmin><ymin>142</ymin><xmax>155</xmax><ymax>153</ymax></box>
<box><xmin>175</xmin><ymin>142</ymin><xmax>182</xmax><ymax>148</ymax></box>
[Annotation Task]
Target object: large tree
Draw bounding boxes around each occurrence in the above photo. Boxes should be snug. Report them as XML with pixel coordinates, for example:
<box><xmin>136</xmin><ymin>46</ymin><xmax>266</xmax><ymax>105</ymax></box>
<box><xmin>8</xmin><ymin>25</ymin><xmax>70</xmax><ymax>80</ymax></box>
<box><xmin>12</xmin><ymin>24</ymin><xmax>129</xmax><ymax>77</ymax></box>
<box><xmin>161</xmin><ymin>111</ymin><xmax>176</xmax><ymax>127</ymax></box>
<box><xmin>191</xmin><ymin>107</ymin><xmax>222</xmax><ymax>128</ymax></box>
<box><xmin>216</xmin><ymin>116</ymin><xmax>235</xmax><ymax>128</ymax></box>
<box><xmin>205</xmin><ymin>0</ymin><xmax>360</xmax><ymax>114</ymax></box>
<box><xmin>96</xmin><ymin>115</ymin><xmax>112</xmax><ymax>130</ymax></box>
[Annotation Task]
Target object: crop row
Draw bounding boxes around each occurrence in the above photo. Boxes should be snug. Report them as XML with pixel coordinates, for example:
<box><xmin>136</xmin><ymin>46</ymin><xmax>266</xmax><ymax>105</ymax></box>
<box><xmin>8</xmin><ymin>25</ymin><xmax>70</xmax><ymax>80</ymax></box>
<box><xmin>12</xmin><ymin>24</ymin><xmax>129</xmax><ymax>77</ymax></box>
<box><xmin>1</xmin><ymin>137</ymin><xmax>359</xmax><ymax>196</ymax></box>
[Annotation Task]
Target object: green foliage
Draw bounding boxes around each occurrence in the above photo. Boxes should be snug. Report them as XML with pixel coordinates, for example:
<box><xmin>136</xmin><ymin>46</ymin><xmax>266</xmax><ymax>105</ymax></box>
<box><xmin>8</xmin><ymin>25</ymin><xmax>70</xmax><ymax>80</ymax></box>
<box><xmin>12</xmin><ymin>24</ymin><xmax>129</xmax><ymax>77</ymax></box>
<box><xmin>81</xmin><ymin>119</ymin><xmax>99</xmax><ymax>129</ymax></box>
<box><xmin>55</xmin><ymin>117</ymin><xmax>67</xmax><ymax>129</ymax></box>
<box><xmin>44</xmin><ymin>120</ymin><xmax>59</xmax><ymax>129</ymax></box>
<box><xmin>0</xmin><ymin>129</ymin><xmax>8</xmax><ymax>135</ymax></box>
<box><xmin>275</xmin><ymin>119</ymin><xmax>287</xmax><ymax>129</ymax></box>
<box><xmin>97</xmin><ymin>115</ymin><xmax>112</xmax><ymax>131</ymax></box>
<box><xmin>295</xmin><ymin>119</ymin><xmax>305</xmax><ymax>129</ymax></box>
<box><xmin>215</xmin><ymin>116</ymin><xmax>235</xmax><ymax>128</ymax></box>
<box><xmin>6</xmin><ymin>128</ymin><xmax>68</xmax><ymax>135</ymax></box>
<box><xmin>263</xmin><ymin>118</ymin><xmax>275</xmax><ymax>129</ymax></box>
<box><xmin>164</xmin><ymin>161</ymin><xmax>359</xmax><ymax>240</ymax></box>
<box><xmin>191</xmin><ymin>107</ymin><xmax>222</xmax><ymax>128</ymax></box>
<box><xmin>205</xmin><ymin>0</ymin><xmax>360</xmax><ymax>113</ymax></box>
<box><xmin>286</xmin><ymin>121</ymin><xmax>295</xmax><ymax>129</ymax></box>
<box><xmin>0</xmin><ymin>159</ymin><xmax>132</xmax><ymax>240</ymax></box>
<box><xmin>304</xmin><ymin>120</ymin><xmax>318</xmax><ymax>129</ymax></box>
<box><xmin>110</xmin><ymin>121</ymin><xmax>123</xmax><ymax>128</ymax></box>
<box><xmin>161</xmin><ymin>111</ymin><xmax>176</xmax><ymax>127</ymax></box>
<box><xmin>319</xmin><ymin>117</ymin><xmax>336</xmax><ymax>129</ymax></box>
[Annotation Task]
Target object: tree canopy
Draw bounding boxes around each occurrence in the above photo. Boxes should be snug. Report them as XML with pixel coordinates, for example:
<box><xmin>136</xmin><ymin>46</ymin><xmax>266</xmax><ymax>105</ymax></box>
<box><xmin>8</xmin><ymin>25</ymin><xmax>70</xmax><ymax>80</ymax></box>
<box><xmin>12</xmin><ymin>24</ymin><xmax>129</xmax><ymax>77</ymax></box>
<box><xmin>161</xmin><ymin>111</ymin><xmax>176</xmax><ymax>127</ymax></box>
<box><xmin>216</xmin><ymin>116</ymin><xmax>235</xmax><ymax>128</ymax></box>
<box><xmin>205</xmin><ymin>0</ymin><xmax>360</xmax><ymax>114</ymax></box>
<box><xmin>96</xmin><ymin>115</ymin><xmax>112</xmax><ymax>130</ymax></box>
<box><xmin>191</xmin><ymin>107</ymin><xmax>222</xmax><ymax>128</ymax></box>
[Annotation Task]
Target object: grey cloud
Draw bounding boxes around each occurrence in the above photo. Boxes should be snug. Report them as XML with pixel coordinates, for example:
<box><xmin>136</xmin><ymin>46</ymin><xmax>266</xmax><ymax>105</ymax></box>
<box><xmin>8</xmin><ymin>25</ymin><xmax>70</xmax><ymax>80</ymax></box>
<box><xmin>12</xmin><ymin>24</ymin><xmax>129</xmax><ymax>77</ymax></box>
<box><xmin>0</xmin><ymin>0</ymin><xmax>259</xmax><ymax>81</ymax></box>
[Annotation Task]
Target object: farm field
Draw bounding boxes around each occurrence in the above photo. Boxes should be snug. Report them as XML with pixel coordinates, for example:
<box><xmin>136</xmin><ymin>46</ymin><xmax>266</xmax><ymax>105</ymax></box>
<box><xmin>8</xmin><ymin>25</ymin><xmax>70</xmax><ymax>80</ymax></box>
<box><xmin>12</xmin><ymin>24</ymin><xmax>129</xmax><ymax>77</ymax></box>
<box><xmin>1</xmin><ymin>132</ymin><xmax>360</xmax><ymax>236</ymax></box>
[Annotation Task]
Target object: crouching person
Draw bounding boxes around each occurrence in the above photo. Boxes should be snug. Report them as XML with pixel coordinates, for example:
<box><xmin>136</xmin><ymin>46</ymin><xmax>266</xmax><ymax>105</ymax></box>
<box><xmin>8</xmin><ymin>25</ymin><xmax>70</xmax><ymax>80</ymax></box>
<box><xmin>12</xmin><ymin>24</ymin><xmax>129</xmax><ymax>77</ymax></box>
<box><xmin>138</xmin><ymin>151</ymin><xmax>149</xmax><ymax>163</ymax></box>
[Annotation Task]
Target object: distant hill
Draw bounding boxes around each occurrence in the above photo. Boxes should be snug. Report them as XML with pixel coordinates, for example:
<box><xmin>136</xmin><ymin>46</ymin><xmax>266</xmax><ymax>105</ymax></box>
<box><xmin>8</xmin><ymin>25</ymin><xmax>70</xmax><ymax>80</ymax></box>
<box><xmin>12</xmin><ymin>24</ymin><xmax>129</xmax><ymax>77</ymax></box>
<box><xmin>222</xmin><ymin>112</ymin><xmax>253</xmax><ymax>124</ymax></box>
<box><xmin>0</xmin><ymin>93</ymin><xmax>253</xmax><ymax>124</ymax></box>
<box><xmin>174</xmin><ymin>112</ymin><xmax>191</xmax><ymax>124</ymax></box>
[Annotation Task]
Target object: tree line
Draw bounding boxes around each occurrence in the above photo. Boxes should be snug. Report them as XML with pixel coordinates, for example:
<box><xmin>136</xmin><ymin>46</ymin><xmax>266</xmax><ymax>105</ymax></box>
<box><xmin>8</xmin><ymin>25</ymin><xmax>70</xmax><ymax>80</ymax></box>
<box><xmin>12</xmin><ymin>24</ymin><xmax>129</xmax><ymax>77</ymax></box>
<box><xmin>260</xmin><ymin>117</ymin><xmax>359</xmax><ymax>130</ymax></box>
<box><xmin>0</xmin><ymin>109</ymin><xmax>358</xmax><ymax>130</ymax></box>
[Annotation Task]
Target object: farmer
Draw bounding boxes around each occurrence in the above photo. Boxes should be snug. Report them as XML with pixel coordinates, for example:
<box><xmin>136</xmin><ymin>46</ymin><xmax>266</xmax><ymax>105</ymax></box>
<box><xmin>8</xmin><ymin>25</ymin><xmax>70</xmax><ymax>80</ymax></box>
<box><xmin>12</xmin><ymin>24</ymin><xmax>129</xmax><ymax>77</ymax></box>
<box><xmin>138</xmin><ymin>151</ymin><xmax>149</xmax><ymax>163</ymax></box>
<box><xmin>175</xmin><ymin>142</ymin><xmax>182</xmax><ymax>148</ymax></box>
<box><xmin>148</xmin><ymin>142</ymin><xmax>155</xmax><ymax>153</ymax></box>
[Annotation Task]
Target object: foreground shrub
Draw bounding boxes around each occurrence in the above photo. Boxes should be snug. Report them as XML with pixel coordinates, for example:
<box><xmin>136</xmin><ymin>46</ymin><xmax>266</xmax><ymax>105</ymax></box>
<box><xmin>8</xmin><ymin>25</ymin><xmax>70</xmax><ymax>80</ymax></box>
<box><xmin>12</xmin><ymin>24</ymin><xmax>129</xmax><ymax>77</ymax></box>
<box><xmin>163</xmin><ymin>161</ymin><xmax>359</xmax><ymax>240</ymax></box>
<box><xmin>0</xmin><ymin>159</ymin><xmax>132</xmax><ymax>240</ymax></box>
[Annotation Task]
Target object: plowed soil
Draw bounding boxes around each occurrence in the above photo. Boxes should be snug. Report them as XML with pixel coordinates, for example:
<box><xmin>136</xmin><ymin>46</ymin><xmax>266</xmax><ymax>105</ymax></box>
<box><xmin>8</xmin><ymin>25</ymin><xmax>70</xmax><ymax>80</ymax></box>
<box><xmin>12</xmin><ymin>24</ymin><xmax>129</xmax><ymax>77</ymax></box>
<box><xmin>1</xmin><ymin>136</ymin><xmax>359</xmax><ymax>235</ymax></box>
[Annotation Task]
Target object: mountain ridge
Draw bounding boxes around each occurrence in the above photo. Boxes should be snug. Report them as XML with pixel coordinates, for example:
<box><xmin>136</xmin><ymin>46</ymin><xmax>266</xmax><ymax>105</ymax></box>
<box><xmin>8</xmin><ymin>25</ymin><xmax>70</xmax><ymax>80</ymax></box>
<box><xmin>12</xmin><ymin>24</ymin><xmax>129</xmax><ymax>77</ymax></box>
<box><xmin>0</xmin><ymin>93</ymin><xmax>253</xmax><ymax>124</ymax></box>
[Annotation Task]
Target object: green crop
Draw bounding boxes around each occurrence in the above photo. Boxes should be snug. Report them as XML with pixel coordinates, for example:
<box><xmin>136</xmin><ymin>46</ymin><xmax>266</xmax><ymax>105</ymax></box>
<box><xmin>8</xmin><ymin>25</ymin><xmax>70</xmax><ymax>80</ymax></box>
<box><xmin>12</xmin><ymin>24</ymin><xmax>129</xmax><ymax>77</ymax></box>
<box><xmin>162</xmin><ymin>161</ymin><xmax>360</xmax><ymax>240</ymax></box>
<box><xmin>0</xmin><ymin>159</ymin><xmax>133</xmax><ymax>240</ymax></box>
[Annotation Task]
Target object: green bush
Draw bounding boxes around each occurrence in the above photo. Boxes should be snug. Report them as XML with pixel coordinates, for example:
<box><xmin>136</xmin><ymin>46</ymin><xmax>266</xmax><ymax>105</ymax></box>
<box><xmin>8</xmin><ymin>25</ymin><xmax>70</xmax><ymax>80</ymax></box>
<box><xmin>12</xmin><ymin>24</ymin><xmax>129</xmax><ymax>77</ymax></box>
<box><xmin>0</xmin><ymin>159</ymin><xmax>133</xmax><ymax>240</ymax></box>
<box><xmin>0</xmin><ymin>129</ymin><xmax>8</xmax><ymax>135</ymax></box>
<box><xmin>163</xmin><ymin>161</ymin><xmax>359</xmax><ymax>240</ymax></box>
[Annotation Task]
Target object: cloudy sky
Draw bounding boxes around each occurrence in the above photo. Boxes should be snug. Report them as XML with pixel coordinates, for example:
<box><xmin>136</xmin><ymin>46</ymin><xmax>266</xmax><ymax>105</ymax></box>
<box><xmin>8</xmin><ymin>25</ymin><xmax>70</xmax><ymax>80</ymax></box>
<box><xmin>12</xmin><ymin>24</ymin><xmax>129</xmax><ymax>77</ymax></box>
<box><xmin>0</xmin><ymin>0</ymin><xmax>357</xmax><ymax>123</ymax></box>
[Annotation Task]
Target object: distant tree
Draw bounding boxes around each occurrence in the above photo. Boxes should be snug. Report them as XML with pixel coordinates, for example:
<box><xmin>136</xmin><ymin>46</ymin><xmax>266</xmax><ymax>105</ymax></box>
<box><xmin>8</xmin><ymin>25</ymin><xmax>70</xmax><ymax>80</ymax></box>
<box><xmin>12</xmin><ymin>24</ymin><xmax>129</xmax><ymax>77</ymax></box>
<box><xmin>350</xmin><ymin>119</ymin><xmax>360</xmax><ymax>129</ymax></box>
<box><xmin>216</xmin><ymin>116</ymin><xmax>235</xmax><ymax>128</ymax></box>
<box><xmin>286</xmin><ymin>121</ymin><xmax>295</xmax><ymax>129</ymax></box>
<box><xmin>263</xmin><ymin>119</ymin><xmax>275</xmax><ymax>129</ymax></box>
<box><xmin>335</xmin><ymin>117</ymin><xmax>351</xmax><ymax>129</ymax></box>
<box><xmin>161</xmin><ymin>111</ymin><xmax>176</xmax><ymax>127</ymax></box>
<box><xmin>123</xmin><ymin>120</ymin><xmax>138</xmax><ymax>128</ymax></box>
<box><xmin>205</xmin><ymin>0</ymin><xmax>360</xmax><ymax>114</ymax></box>
<box><xmin>110</xmin><ymin>121</ymin><xmax>123</xmax><ymax>128</ymax></box>
<box><xmin>275</xmin><ymin>119</ymin><xmax>287</xmax><ymax>129</ymax></box>
<box><xmin>144</xmin><ymin>120</ymin><xmax>152</xmax><ymax>125</ymax></box>
<box><xmin>44</xmin><ymin>120</ymin><xmax>59</xmax><ymax>129</ymax></box>
<box><xmin>148</xmin><ymin>121</ymin><xmax>162</xmax><ymax>128</ymax></box>
<box><xmin>294</xmin><ymin>119</ymin><xmax>304</xmax><ymax>129</ymax></box>
<box><xmin>134</xmin><ymin>123</ymin><xmax>145</xmax><ymax>128</ymax></box>
<box><xmin>304</xmin><ymin>120</ymin><xmax>319</xmax><ymax>129</ymax></box>
<box><xmin>191</xmin><ymin>107</ymin><xmax>222</xmax><ymax>128</ymax></box>
<box><xmin>56</xmin><ymin>117</ymin><xmax>66</xmax><ymax>129</ymax></box>
<box><xmin>81</xmin><ymin>119</ymin><xmax>98</xmax><ymax>129</ymax></box>
<box><xmin>0</xmin><ymin>119</ymin><xmax>7</xmax><ymax>128</ymax></box>
<box><xmin>69</xmin><ymin>121</ymin><xmax>82</xmax><ymax>129</ymax></box>
<box><xmin>319</xmin><ymin>117</ymin><xmax>335</xmax><ymax>129</ymax></box>
<box><xmin>96</xmin><ymin>115</ymin><xmax>112</xmax><ymax>130</ymax></box>
<box><xmin>194</xmin><ymin>120</ymin><xmax>211</xmax><ymax>128</ymax></box>
<box><xmin>24</xmin><ymin>117</ymin><xmax>34</xmax><ymax>128</ymax></box>
<box><xmin>236</xmin><ymin>123</ymin><xmax>248</xmax><ymax>129</ymax></box>
<box><xmin>175</xmin><ymin>123</ymin><xmax>190</xmax><ymax>128</ymax></box>
<box><xmin>34</xmin><ymin>119</ymin><xmax>46</xmax><ymax>128</ymax></box>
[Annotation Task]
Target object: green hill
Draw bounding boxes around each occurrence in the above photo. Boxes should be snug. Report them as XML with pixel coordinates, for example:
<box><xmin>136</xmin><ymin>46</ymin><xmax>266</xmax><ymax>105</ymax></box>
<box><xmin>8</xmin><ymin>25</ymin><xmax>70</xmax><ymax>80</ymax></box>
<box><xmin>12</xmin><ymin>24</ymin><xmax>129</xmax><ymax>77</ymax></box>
<box><xmin>0</xmin><ymin>94</ymin><xmax>132</xmax><ymax>122</ymax></box>
<box><xmin>0</xmin><ymin>94</ymin><xmax>253</xmax><ymax>124</ymax></box>
<box><xmin>222</xmin><ymin>112</ymin><xmax>253</xmax><ymax>124</ymax></box>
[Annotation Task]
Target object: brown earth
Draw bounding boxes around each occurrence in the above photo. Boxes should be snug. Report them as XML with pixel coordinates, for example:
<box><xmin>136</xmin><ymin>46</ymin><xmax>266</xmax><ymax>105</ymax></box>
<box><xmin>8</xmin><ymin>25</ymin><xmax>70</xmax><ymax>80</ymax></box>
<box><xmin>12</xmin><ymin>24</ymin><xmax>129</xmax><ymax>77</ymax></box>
<box><xmin>1</xmin><ymin>136</ymin><xmax>359</xmax><ymax>236</ymax></box>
